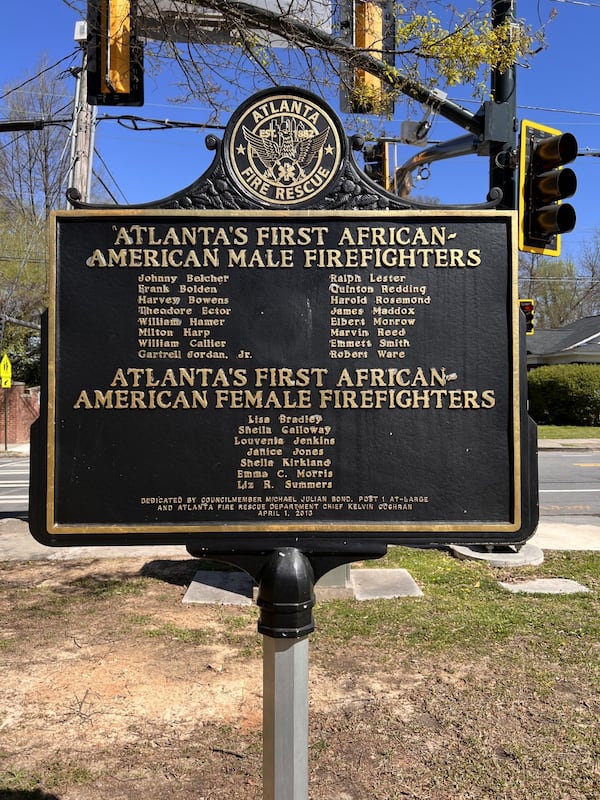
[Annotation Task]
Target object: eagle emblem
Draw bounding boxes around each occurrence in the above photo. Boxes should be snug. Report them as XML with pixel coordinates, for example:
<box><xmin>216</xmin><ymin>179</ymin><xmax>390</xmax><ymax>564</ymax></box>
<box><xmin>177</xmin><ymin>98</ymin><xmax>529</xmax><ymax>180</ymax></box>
<box><xmin>228</xmin><ymin>91</ymin><xmax>342</xmax><ymax>205</ymax></box>
<box><xmin>243</xmin><ymin>119</ymin><xmax>330</xmax><ymax>183</ymax></box>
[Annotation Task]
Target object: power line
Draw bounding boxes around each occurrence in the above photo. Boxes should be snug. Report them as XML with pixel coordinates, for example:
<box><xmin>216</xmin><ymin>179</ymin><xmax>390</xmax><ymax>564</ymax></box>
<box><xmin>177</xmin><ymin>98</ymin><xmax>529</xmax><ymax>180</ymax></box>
<box><xmin>550</xmin><ymin>0</ymin><xmax>600</xmax><ymax>7</ymax></box>
<box><xmin>92</xmin><ymin>147</ymin><xmax>129</xmax><ymax>204</ymax></box>
<box><xmin>91</xmin><ymin>171</ymin><xmax>122</xmax><ymax>205</ymax></box>
<box><xmin>99</xmin><ymin>114</ymin><xmax>226</xmax><ymax>132</ymax></box>
<box><xmin>518</xmin><ymin>104</ymin><xmax>600</xmax><ymax>118</ymax></box>
<box><xmin>0</xmin><ymin>50</ymin><xmax>79</xmax><ymax>103</ymax></box>
<box><xmin>519</xmin><ymin>278</ymin><xmax>600</xmax><ymax>283</ymax></box>
<box><xmin>0</xmin><ymin>256</ymin><xmax>45</xmax><ymax>264</ymax></box>
<box><xmin>0</xmin><ymin>114</ymin><xmax>226</xmax><ymax>135</ymax></box>
<box><xmin>449</xmin><ymin>96</ymin><xmax>600</xmax><ymax>119</ymax></box>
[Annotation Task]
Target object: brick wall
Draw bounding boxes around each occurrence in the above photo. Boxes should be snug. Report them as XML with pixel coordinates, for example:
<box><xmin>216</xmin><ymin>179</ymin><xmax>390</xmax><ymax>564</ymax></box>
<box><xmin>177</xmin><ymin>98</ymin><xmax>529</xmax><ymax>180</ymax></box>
<box><xmin>0</xmin><ymin>383</ymin><xmax>40</xmax><ymax>444</ymax></box>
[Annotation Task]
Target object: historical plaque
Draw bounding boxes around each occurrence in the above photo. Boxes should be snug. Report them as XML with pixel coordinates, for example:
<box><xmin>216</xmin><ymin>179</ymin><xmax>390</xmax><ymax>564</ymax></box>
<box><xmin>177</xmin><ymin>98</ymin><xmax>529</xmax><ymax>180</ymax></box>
<box><xmin>30</xmin><ymin>207</ymin><xmax>536</xmax><ymax>548</ymax></box>
<box><xmin>29</xmin><ymin>88</ymin><xmax>537</xmax><ymax>552</ymax></box>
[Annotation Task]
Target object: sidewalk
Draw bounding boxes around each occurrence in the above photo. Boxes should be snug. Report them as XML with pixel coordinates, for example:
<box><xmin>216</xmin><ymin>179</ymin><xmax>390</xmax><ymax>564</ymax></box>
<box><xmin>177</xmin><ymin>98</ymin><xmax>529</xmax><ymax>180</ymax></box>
<box><xmin>0</xmin><ymin>517</ymin><xmax>597</xmax><ymax>562</ymax></box>
<box><xmin>0</xmin><ymin>443</ymin><xmax>30</xmax><ymax>456</ymax></box>
<box><xmin>0</xmin><ymin>440</ymin><xmax>598</xmax><ymax>558</ymax></box>
<box><xmin>538</xmin><ymin>438</ymin><xmax>600</xmax><ymax>452</ymax></box>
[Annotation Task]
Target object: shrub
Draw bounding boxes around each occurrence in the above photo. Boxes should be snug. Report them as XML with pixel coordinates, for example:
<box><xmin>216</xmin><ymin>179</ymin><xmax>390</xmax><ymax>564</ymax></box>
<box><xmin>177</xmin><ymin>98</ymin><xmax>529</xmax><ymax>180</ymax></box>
<box><xmin>528</xmin><ymin>364</ymin><xmax>600</xmax><ymax>425</ymax></box>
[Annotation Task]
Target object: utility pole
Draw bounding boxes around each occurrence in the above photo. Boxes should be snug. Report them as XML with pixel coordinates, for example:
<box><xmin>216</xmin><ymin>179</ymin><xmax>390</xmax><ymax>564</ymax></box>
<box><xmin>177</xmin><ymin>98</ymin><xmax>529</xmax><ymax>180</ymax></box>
<box><xmin>68</xmin><ymin>22</ymin><xmax>96</xmax><ymax>205</ymax></box>
<box><xmin>488</xmin><ymin>0</ymin><xmax>518</xmax><ymax>210</ymax></box>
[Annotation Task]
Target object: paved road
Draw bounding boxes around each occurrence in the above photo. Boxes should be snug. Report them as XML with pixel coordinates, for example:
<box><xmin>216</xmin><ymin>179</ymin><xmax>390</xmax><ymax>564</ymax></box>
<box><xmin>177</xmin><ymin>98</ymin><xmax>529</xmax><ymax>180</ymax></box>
<box><xmin>0</xmin><ymin>445</ymin><xmax>599</xmax><ymax>558</ymax></box>
<box><xmin>0</xmin><ymin>457</ymin><xmax>28</xmax><ymax>520</ymax></box>
<box><xmin>539</xmin><ymin>451</ymin><xmax>600</xmax><ymax>518</ymax></box>
<box><xmin>5</xmin><ymin>450</ymin><xmax>600</xmax><ymax>521</ymax></box>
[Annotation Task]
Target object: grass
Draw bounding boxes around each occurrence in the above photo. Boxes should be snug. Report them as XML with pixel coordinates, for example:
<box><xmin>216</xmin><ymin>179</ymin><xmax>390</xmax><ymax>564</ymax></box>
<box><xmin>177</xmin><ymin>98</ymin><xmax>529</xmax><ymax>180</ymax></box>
<box><xmin>537</xmin><ymin>424</ymin><xmax>600</xmax><ymax>438</ymax></box>
<box><xmin>1</xmin><ymin>550</ymin><xmax>599</xmax><ymax>799</ymax></box>
<box><xmin>313</xmin><ymin>547</ymin><xmax>600</xmax><ymax>656</ymax></box>
<box><xmin>0</xmin><ymin>768</ymin><xmax>42</xmax><ymax>793</ymax></box>
<box><xmin>70</xmin><ymin>575</ymin><xmax>151</xmax><ymax>597</ymax></box>
<box><xmin>143</xmin><ymin>620</ymin><xmax>211</xmax><ymax>644</ymax></box>
<box><xmin>0</xmin><ymin>761</ymin><xmax>95</xmax><ymax>795</ymax></box>
<box><xmin>314</xmin><ymin>549</ymin><xmax>600</xmax><ymax>799</ymax></box>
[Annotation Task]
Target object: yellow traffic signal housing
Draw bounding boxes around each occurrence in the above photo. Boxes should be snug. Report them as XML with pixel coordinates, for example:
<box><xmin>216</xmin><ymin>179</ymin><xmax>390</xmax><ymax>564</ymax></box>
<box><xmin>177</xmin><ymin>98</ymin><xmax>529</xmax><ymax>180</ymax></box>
<box><xmin>519</xmin><ymin>299</ymin><xmax>535</xmax><ymax>335</ymax></box>
<box><xmin>518</xmin><ymin>120</ymin><xmax>577</xmax><ymax>256</ymax></box>
<box><xmin>346</xmin><ymin>0</ymin><xmax>394</xmax><ymax>114</ymax></box>
<box><xmin>87</xmin><ymin>0</ymin><xmax>144</xmax><ymax>106</ymax></box>
<box><xmin>355</xmin><ymin>2</ymin><xmax>383</xmax><ymax>99</ymax></box>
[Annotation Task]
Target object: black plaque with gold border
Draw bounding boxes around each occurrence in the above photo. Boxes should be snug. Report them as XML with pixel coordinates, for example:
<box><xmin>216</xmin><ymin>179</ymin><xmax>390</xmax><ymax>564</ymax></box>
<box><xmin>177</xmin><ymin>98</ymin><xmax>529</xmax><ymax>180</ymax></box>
<box><xmin>30</xmin><ymin>89</ymin><xmax>538</xmax><ymax>553</ymax></box>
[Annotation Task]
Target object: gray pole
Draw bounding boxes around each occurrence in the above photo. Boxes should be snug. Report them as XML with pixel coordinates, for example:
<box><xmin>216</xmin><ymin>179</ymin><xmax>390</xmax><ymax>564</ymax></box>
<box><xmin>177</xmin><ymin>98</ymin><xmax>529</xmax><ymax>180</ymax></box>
<box><xmin>489</xmin><ymin>0</ymin><xmax>518</xmax><ymax>209</ymax></box>
<box><xmin>256</xmin><ymin>548</ymin><xmax>315</xmax><ymax>800</ymax></box>
<box><xmin>263</xmin><ymin>637</ymin><xmax>310</xmax><ymax>800</ymax></box>
<box><xmin>3</xmin><ymin>388</ymin><xmax>7</xmax><ymax>452</ymax></box>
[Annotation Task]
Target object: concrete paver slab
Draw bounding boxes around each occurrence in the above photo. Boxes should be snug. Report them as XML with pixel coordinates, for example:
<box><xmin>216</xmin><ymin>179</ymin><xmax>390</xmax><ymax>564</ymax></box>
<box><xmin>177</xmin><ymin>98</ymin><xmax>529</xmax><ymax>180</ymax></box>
<box><xmin>350</xmin><ymin>568</ymin><xmax>423</xmax><ymax>601</ymax></box>
<box><xmin>183</xmin><ymin>570</ymin><xmax>254</xmax><ymax>605</ymax></box>
<box><xmin>450</xmin><ymin>543</ymin><xmax>545</xmax><ymax>566</ymax></box>
<box><xmin>499</xmin><ymin>578</ymin><xmax>590</xmax><ymax>594</ymax></box>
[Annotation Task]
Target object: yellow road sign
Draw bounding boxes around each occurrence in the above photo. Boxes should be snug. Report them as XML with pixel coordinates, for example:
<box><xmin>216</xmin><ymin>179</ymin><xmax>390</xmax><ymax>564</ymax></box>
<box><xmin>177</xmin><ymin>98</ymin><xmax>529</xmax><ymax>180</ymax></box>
<box><xmin>0</xmin><ymin>353</ymin><xmax>12</xmax><ymax>388</ymax></box>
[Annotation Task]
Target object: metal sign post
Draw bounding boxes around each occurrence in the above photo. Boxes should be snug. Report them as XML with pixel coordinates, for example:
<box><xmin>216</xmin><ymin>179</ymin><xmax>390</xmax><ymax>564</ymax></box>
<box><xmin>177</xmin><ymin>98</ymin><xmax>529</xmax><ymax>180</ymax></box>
<box><xmin>1</xmin><ymin>354</ymin><xmax>12</xmax><ymax>451</ymax></box>
<box><xmin>257</xmin><ymin>548</ymin><xmax>315</xmax><ymax>800</ymax></box>
<box><xmin>263</xmin><ymin>635</ymin><xmax>310</xmax><ymax>800</ymax></box>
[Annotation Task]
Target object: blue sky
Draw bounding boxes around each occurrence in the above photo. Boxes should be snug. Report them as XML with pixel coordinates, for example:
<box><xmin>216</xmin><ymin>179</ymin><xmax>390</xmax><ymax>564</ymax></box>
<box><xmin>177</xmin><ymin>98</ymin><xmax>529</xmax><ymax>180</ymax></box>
<box><xmin>1</xmin><ymin>0</ymin><xmax>598</xmax><ymax>263</ymax></box>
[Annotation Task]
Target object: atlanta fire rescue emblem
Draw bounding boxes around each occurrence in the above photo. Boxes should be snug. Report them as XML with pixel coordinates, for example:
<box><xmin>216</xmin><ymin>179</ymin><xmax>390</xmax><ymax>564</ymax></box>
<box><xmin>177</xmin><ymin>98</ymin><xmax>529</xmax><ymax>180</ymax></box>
<box><xmin>227</xmin><ymin>89</ymin><xmax>343</xmax><ymax>206</ymax></box>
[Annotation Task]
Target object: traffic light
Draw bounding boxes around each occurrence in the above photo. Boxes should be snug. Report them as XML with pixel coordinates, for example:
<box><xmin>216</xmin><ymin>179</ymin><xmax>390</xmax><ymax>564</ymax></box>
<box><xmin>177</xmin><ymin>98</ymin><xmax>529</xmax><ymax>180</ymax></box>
<box><xmin>519</xmin><ymin>299</ymin><xmax>535</xmax><ymax>335</ymax></box>
<box><xmin>87</xmin><ymin>0</ymin><xmax>144</xmax><ymax>106</ymax></box>
<box><xmin>518</xmin><ymin>120</ymin><xmax>577</xmax><ymax>256</ymax></box>
<box><xmin>363</xmin><ymin>140</ymin><xmax>388</xmax><ymax>189</ymax></box>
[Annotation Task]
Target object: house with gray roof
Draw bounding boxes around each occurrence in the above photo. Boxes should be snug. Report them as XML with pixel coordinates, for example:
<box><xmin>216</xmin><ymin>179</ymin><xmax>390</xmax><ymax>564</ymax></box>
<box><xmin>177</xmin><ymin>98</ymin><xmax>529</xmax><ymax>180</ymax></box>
<box><xmin>527</xmin><ymin>316</ymin><xmax>600</xmax><ymax>367</ymax></box>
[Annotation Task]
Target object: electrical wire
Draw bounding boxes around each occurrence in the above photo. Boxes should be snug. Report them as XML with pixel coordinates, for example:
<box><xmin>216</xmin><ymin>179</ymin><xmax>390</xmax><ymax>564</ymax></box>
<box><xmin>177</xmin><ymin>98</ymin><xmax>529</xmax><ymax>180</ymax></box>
<box><xmin>0</xmin><ymin>50</ymin><xmax>80</xmax><ymax>103</ymax></box>
<box><xmin>92</xmin><ymin>147</ymin><xmax>129</xmax><ymax>204</ymax></box>
<box><xmin>550</xmin><ymin>0</ymin><xmax>600</xmax><ymax>7</ymax></box>
<box><xmin>448</xmin><ymin>96</ymin><xmax>600</xmax><ymax>118</ymax></box>
<box><xmin>91</xmin><ymin>171</ymin><xmax>122</xmax><ymax>205</ymax></box>
<box><xmin>0</xmin><ymin>256</ymin><xmax>45</xmax><ymax>264</ymax></box>
<box><xmin>99</xmin><ymin>114</ymin><xmax>226</xmax><ymax>131</ymax></box>
<box><xmin>518</xmin><ymin>104</ymin><xmax>600</xmax><ymax>118</ymax></box>
<box><xmin>520</xmin><ymin>278</ymin><xmax>600</xmax><ymax>283</ymax></box>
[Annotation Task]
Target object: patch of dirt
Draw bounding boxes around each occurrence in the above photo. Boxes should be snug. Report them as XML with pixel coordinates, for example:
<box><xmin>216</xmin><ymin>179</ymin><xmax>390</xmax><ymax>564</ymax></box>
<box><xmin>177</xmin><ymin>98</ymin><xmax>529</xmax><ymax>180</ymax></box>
<box><xmin>2</xmin><ymin>559</ymin><xmax>261</xmax><ymax>730</ymax></box>
<box><xmin>0</xmin><ymin>557</ymin><xmax>598</xmax><ymax>800</ymax></box>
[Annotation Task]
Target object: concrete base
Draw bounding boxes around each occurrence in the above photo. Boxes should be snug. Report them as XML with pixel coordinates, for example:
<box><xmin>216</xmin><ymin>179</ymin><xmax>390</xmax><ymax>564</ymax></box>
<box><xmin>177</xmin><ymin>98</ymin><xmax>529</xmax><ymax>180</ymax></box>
<box><xmin>182</xmin><ymin>567</ymin><xmax>423</xmax><ymax>604</ymax></box>
<box><xmin>183</xmin><ymin>570</ymin><xmax>254</xmax><ymax>605</ymax></box>
<box><xmin>450</xmin><ymin>543</ymin><xmax>545</xmax><ymax>567</ymax></box>
<box><xmin>350</xmin><ymin>568</ymin><xmax>423</xmax><ymax>600</ymax></box>
<box><xmin>500</xmin><ymin>578</ymin><xmax>590</xmax><ymax>594</ymax></box>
